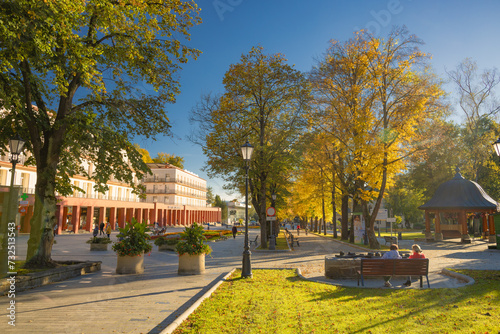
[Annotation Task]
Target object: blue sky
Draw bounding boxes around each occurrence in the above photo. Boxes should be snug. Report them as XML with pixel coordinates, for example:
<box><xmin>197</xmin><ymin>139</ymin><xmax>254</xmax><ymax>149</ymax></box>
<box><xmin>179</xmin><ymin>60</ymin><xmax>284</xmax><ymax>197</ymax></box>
<box><xmin>135</xmin><ymin>0</ymin><xmax>500</xmax><ymax>200</ymax></box>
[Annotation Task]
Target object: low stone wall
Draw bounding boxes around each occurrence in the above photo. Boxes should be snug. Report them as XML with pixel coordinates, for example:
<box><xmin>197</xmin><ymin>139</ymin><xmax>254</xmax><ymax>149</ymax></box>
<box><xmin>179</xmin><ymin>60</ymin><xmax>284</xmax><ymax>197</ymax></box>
<box><xmin>325</xmin><ymin>256</ymin><xmax>361</xmax><ymax>279</ymax></box>
<box><xmin>1</xmin><ymin>261</ymin><xmax>101</xmax><ymax>295</ymax></box>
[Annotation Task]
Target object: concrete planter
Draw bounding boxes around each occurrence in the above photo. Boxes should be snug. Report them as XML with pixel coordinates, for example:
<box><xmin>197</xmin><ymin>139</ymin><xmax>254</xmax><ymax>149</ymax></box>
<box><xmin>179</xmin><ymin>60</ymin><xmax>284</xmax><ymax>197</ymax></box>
<box><xmin>116</xmin><ymin>253</ymin><xmax>144</xmax><ymax>274</ymax></box>
<box><xmin>178</xmin><ymin>253</ymin><xmax>206</xmax><ymax>275</ymax></box>
<box><xmin>90</xmin><ymin>243</ymin><xmax>109</xmax><ymax>251</ymax></box>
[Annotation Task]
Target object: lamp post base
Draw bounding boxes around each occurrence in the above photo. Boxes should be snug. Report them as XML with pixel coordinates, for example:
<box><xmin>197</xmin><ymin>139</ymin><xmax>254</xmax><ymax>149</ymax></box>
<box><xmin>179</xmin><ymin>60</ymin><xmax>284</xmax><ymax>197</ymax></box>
<box><xmin>241</xmin><ymin>249</ymin><xmax>252</xmax><ymax>278</ymax></box>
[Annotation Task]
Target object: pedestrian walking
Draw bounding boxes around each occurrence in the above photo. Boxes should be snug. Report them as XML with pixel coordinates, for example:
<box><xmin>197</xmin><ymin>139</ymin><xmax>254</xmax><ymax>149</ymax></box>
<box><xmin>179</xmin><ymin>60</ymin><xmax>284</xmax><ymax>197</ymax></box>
<box><xmin>232</xmin><ymin>225</ymin><xmax>238</xmax><ymax>239</ymax></box>
<box><xmin>93</xmin><ymin>224</ymin><xmax>99</xmax><ymax>238</ymax></box>
<box><xmin>99</xmin><ymin>221</ymin><xmax>105</xmax><ymax>235</ymax></box>
<box><xmin>106</xmin><ymin>222</ymin><xmax>112</xmax><ymax>239</ymax></box>
<box><xmin>297</xmin><ymin>225</ymin><xmax>300</xmax><ymax>235</ymax></box>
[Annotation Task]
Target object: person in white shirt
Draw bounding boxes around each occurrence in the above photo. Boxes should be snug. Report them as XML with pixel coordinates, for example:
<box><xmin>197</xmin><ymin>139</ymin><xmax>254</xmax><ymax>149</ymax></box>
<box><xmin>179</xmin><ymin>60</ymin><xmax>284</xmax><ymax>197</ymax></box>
<box><xmin>381</xmin><ymin>243</ymin><xmax>402</xmax><ymax>287</ymax></box>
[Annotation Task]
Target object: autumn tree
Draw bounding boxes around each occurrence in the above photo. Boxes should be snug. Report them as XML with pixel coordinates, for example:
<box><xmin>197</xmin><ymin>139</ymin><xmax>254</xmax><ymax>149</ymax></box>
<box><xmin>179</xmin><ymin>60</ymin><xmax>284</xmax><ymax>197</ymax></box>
<box><xmin>0</xmin><ymin>0</ymin><xmax>201</xmax><ymax>268</ymax></box>
<box><xmin>310</xmin><ymin>31</ymin><xmax>378</xmax><ymax>242</ymax></box>
<box><xmin>134</xmin><ymin>144</ymin><xmax>154</xmax><ymax>163</ymax></box>
<box><xmin>190</xmin><ymin>46</ymin><xmax>311</xmax><ymax>248</ymax></box>
<box><xmin>152</xmin><ymin>152</ymin><xmax>185</xmax><ymax>169</ymax></box>
<box><xmin>311</xmin><ymin>27</ymin><xmax>446</xmax><ymax>248</ymax></box>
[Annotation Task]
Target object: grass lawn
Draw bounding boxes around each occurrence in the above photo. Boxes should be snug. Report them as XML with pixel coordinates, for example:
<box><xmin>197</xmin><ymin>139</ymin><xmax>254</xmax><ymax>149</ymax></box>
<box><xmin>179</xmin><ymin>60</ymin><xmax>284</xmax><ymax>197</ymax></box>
<box><xmin>256</xmin><ymin>232</ymin><xmax>289</xmax><ymax>250</ymax></box>
<box><xmin>174</xmin><ymin>269</ymin><xmax>499</xmax><ymax>333</ymax></box>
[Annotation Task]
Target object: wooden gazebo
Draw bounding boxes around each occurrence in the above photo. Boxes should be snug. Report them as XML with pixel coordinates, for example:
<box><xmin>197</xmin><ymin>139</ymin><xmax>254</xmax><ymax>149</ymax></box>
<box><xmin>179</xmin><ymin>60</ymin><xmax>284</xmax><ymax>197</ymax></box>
<box><xmin>419</xmin><ymin>168</ymin><xmax>498</xmax><ymax>243</ymax></box>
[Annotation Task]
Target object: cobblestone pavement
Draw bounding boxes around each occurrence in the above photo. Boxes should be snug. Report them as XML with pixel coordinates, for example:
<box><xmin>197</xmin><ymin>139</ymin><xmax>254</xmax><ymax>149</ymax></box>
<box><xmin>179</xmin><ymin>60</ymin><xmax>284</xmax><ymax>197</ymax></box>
<box><xmin>1</xmin><ymin>229</ymin><xmax>498</xmax><ymax>333</ymax></box>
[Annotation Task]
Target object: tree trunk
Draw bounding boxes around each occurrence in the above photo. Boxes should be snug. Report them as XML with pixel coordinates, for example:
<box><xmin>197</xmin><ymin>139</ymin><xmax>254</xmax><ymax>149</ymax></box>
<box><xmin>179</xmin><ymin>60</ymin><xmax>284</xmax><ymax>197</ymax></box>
<box><xmin>350</xmin><ymin>198</ymin><xmax>360</xmax><ymax>244</ymax></box>
<box><xmin>259</xmin><ymin>174</ymin><xmax>268</xmax><ymax>249</ymax></box>
<box><xmin>341</xmin><ymin>193</ymin><xmax>349</xmax><ymax>241</ymax></box>
<box><xmin>332</xmin><ymin>181</ymin><xmax>337</xmax><ymax>239</ymax></box>
<box><xmin>321</xmin><ymin>193</ymin><xmax>326</xmax><ymax>235</ymax></box>
<box><xmin>25</xmin><ymin>166</ymin><xmax>58</xmax><ymax>268</ymax></box>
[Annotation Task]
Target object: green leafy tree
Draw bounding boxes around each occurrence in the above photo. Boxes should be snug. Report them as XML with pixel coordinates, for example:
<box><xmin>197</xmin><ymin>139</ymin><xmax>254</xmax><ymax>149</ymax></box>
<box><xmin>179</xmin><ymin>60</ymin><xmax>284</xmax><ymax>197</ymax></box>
<box><xmin>206</xmin><ymin>186</ymin><xmax>215</xmax><ymax>206</ymax></box>
<box><xmin>213</xmin><ymin>195</ymin><xmax>228</xmax><ymax>221</ymax></box>
<box><xmin>152</xmin><ymin>152</ymin><xmax>185</xmax><ymax>169</ymax></box>
<box><xmin>385</xmin><ymin>177</ymin><xmax>425</xmax><ymax>228</ymax></box>
<box><xmin>190</xmin><ymin>46</ymin><xmax>311</xmax><ymax>248</ymax></box>
<box><xmin>0</xmin><ymin>0</ymin><xmax>200</xmax><ymax>268</ymax></box>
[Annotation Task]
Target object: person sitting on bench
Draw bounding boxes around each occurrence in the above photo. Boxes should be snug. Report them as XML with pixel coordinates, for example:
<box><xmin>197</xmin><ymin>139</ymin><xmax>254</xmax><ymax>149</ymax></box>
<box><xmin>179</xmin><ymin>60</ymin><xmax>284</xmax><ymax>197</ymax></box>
<box><xmin>381</xmin><ymin>244</ymin><xmax>401</xmax><ymax>287</ymax></box>
<box><xmin>404</xmin><ymin>244</ymin><xmax>426</xmax><ymax>286</ymax></box>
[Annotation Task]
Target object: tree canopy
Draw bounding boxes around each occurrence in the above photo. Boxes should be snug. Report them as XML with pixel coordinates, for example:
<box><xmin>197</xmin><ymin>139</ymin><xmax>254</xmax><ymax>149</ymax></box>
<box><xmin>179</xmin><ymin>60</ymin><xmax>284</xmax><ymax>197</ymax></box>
<box><xmin>191</xmin><ymin>46</ymin><xmax>311</xmax><ymax>247</ymax></box>
<box><xmin>0</xmin><ymin>0</ymin><xmax>201</xmax><ymax>267</ymax></box>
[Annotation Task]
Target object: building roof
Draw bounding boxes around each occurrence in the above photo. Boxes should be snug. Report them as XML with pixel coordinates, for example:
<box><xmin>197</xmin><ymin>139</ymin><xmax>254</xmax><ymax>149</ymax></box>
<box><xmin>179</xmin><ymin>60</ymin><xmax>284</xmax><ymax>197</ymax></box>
<box><xmin>419</xmin><ymin>168</ymin><xmax>498</xmax><ymax>211</ymax></box>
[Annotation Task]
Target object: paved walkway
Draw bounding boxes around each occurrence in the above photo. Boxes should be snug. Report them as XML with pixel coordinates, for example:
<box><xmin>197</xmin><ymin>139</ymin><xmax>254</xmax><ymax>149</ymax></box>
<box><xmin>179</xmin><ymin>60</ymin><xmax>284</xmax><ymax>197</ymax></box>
<box><xmin>1</xmin><ymin>230</ymin><xmax>499</xmax><ymax>333</ymax></box>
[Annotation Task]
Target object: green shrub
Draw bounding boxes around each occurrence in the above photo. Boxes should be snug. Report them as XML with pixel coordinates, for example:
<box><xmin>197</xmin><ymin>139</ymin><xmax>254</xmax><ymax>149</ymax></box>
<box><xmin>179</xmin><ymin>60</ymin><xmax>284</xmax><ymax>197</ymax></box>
<box><xmin>175</xmin><ymin>222</ymin><xmax>212</xmax><ymax>256</ymax></box>
<box><xmin>154</xmin><ymin>236</ymin><xmax>179</xmax><ymax>246</ymax></box>
<box><xmin>112</xmin><ymin>218</ymin><xmax>152</xmax><ymax>256</ymax></box>
<box><xmin>86</xmin><ymin>237</ymin><xmax>112</xmax><ymax>244</ymax></box>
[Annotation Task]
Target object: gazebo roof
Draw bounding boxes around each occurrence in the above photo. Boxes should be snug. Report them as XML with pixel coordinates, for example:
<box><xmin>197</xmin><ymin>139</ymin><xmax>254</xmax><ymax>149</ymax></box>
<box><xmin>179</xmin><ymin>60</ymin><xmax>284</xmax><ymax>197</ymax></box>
<box><xmin>419</xmin><ymin>168</ymin><xmax>498</xmax><ymax>211</ymax></box>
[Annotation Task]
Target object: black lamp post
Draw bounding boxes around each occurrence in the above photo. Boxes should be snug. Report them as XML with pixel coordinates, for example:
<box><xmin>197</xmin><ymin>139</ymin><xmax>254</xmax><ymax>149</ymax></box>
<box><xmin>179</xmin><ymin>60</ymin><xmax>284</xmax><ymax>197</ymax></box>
<box><xmin>493</xmin><ymin>137</ymin><xmax>500</xmax><ymax>161</ymax></box>
<box><xmin>241</xmin><ymin>140</ymin><xmax>254</xmax><ymax>278</ymax></box>
<box><xmin>1</xmin><ymin>135</ymin><xmax>26</xmax><ymax>273</ymax></box>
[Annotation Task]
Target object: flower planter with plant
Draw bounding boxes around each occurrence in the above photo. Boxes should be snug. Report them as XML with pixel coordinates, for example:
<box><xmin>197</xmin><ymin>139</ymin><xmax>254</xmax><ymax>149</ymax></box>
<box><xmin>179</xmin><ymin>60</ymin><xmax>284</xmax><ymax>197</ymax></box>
<box><xmin>86</xmin><ymin>237</ymin><xmax>112</xmax><ymax>251</ymax></box>
<box><xmin>176</xmin><ymin>222</ymin><xmax>212</xmax><ymax>275</ymax></box>
<box><xmin>112</xmin><ymin>218</ymin><xmax>152</xmax><ymax>274</ymax></box>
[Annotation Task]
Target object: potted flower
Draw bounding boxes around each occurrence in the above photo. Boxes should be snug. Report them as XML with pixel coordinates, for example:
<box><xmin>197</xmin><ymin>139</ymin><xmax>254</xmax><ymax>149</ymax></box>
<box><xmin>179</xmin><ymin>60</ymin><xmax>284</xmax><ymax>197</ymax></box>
<box><xmin>86</xmin><ymin>236</ymin><xmax>112</xmax><ymax>251</ymax></box>
<box><xmin>154</xmin><ymin>236</ymin><xmax>179</xmax><ymax>251</ymax></box>
<box><xmin>112</xmin><ymin>218</ymin><xmax>152</xmax><ymax>274</ymax></box>
<box><xmin>176</xmin><ymin>222</ymin><xmax>211</xmax><ymax>275</ymax></box>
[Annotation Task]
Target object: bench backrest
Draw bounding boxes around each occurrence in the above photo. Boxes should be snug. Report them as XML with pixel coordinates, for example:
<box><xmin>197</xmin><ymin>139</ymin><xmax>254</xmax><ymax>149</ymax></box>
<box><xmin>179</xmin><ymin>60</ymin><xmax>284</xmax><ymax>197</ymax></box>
<box><xmin>394</xmin><ymin>259</ymin><xmax>428</xmax><ymax>276</ymax></box>
<box><xmin>360</xmin><ymin>258</ymin><xmax>429</xmax><ymax>276</ymax></box>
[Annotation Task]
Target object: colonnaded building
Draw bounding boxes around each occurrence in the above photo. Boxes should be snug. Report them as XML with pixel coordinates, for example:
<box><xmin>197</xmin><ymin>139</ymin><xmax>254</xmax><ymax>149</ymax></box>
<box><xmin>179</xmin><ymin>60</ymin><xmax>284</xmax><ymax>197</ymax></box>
<box><xmin>0</xmin><ymin>151</ymin><xmax>221</xmax><ymax>233</ymax></box>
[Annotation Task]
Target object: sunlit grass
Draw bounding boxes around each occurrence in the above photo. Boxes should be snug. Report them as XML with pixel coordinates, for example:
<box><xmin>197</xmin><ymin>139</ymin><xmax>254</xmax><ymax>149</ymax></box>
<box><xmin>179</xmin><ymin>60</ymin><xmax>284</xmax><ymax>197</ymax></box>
<box><xmin>174</xmin><ymin>269</ymin><xmax>500</xmax><ymax>333</ymax></box>
<box><xmin>256</xmin><ymin>232</ymin><xmax>289</xmax><ymax>250</ymax></box>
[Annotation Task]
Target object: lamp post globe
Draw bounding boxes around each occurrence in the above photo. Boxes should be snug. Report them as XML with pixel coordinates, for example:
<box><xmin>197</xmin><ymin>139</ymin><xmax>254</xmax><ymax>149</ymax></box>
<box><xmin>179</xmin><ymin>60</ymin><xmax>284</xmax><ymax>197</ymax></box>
<box><xmin>240</xmin><ymin>141</ymin><xmax>253</xmax><ymax>278</ymax></box>
<box><xmin>493</xmin><ymin>137</ymin><xmax>500</xmax><ymax>161</ymax></box>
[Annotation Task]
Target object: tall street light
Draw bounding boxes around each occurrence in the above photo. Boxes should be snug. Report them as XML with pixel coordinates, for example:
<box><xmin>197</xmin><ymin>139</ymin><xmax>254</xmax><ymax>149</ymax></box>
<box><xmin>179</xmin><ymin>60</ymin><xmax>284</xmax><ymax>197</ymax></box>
<box><xmin>241</xmin><ymin>140</ymin><xmax>254</xmax><ymax>278</ymax></box>
<box><xmin>1</xmin><ymin>135</ymin><xmax>26</xmax><ymax>273</ymax></box>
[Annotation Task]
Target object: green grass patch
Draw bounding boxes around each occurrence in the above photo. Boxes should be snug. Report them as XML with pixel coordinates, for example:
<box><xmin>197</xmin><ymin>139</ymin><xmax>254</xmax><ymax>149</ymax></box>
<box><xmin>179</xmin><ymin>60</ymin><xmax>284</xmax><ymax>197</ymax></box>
<box><xmin>174</xmin><ymin>269</ymin><xmax>500</xmax><ymax>333</ymax></box>
<box><xmin>256</xmin><ymin>232</ymin><xmax>289</xmax><ymax>250</ymax></box>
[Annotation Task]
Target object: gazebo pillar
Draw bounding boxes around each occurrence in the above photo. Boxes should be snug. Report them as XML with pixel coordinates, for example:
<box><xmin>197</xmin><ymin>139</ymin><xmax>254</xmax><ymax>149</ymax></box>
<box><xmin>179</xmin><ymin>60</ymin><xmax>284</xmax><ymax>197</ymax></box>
<box><xmin>434</xmin><ymin>211</ymin><xmax>443</xmax><ymax>241</ymax></box>
<box><xmin>489</xmin><ymin>215</ymin><xmax>496</xmax><ymax>243</ymax></box>
<box><xmin>483</xmin><ymin>214</ymin><xmax>489</xmax><ymax>239</ymax></box>
<box><xmin>459</xmin><ymin>210</ymin><xmax>471</xmax><ymax>243</ymax></box>
<box><xmin>424</xmin><ymin>211</ymin><xmax>433</xmax><ymax>239</ymax></box>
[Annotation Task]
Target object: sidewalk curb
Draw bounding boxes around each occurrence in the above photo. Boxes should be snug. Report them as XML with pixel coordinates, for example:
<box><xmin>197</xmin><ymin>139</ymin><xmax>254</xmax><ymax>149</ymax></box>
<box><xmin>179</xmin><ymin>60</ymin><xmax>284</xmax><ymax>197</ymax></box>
<box><xmin>441</xmin><ymin>268</ymin><xmax>475</xmax><ymax>286</ymax></box>
<box><xmin>160</xmin><ymin>268</ymin><xmax>236</xmax><ymax>334</ymax></box>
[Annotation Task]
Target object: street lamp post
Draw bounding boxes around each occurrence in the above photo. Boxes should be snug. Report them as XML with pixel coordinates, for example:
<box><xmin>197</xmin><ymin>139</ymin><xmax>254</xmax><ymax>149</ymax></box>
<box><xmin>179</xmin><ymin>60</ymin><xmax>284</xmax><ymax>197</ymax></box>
<box><xmin>1</xmin><ymin>135</ymin><xmax>26</xmax><ymax>273</ymax></box>
<box><xmin>241</xmin><ymin>141</ymin><xmax>254</xmax><ymax>278</ymax></box>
